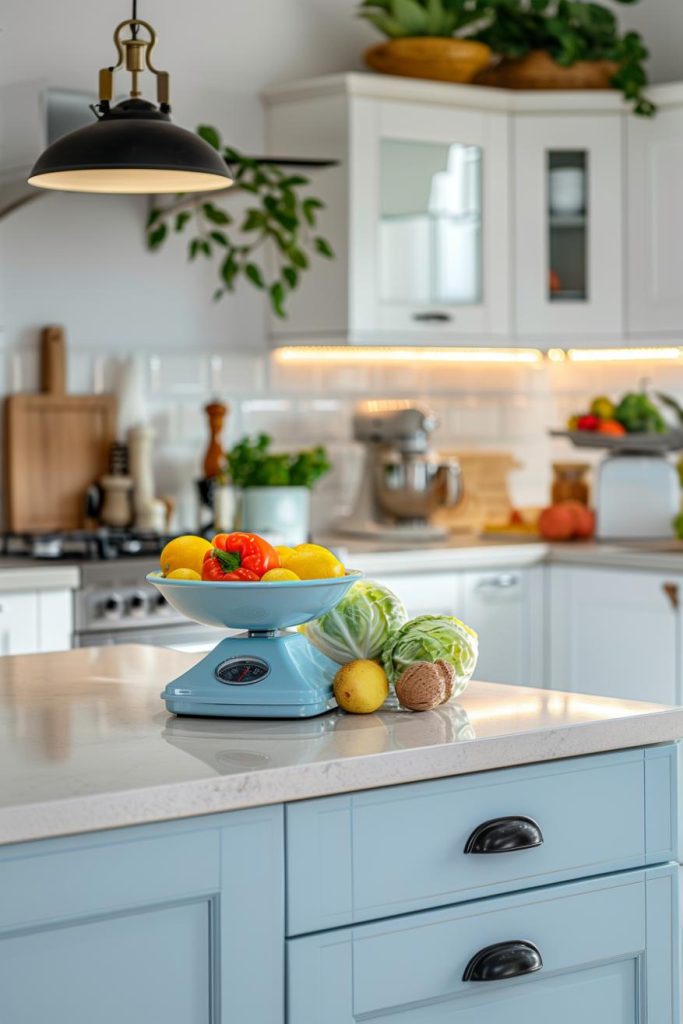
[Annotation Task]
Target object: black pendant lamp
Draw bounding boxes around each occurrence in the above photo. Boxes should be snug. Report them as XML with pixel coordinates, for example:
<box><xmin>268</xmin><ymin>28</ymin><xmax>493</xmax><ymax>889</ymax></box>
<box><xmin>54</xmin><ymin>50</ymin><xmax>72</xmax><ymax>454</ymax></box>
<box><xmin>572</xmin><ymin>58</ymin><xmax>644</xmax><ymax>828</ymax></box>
<box><xmin>28</xmin><ymin>5</ymin><xmax>233</xmax><ymax>195</ymax></box>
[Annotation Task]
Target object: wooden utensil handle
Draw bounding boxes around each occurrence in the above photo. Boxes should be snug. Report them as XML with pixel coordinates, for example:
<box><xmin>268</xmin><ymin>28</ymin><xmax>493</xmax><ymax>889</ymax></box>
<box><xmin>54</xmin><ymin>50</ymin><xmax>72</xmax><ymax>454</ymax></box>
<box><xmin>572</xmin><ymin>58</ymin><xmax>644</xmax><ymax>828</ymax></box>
<box><xmin>41</xmin><ymin>326</ymin><xmax>66</xmax><ymax>395</ymax></box>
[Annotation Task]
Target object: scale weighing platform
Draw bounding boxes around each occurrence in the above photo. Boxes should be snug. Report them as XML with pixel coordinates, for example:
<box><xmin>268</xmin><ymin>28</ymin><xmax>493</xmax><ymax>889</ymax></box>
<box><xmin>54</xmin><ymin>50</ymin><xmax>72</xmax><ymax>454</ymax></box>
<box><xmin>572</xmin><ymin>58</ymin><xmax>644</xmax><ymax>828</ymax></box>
<box><xmin>147</xmin><ymin>570</ymin><xmax>361</xmax><ymax>718</ymax></box>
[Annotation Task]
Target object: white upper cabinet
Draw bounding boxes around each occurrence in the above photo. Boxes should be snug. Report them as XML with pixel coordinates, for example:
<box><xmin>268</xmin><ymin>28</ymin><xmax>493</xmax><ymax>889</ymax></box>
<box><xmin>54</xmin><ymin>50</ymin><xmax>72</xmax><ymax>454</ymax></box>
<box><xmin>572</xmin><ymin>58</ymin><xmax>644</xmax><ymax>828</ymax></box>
<box><xmin>264</xmin><ymin>74</ymin><xmax>678</xmax><ymax>347</ymax></box>
<box><xmin>513</xmin><ymin>110</ymin><xmax>624</xmax><ymax>341</ymax></box>
<box><xmin>264</xmin><ymin>74</ymin><xmax>511</xmax><ymax>345</ymax></box>
<box><xmin>626</xmin><ymin>86</ymin><xmax>683</xmax><ymax>337</ymax></box>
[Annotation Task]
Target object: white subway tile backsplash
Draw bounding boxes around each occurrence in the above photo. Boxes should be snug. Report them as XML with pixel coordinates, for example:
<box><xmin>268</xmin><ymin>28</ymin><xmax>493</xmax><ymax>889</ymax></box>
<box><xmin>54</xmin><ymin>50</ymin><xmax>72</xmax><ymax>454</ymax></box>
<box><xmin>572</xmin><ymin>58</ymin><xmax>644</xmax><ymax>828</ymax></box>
<box><xmin>209</xmin><ymin>353</ymin><xmax>266</xmax><ymax>395</ymax></box>
<box><xmin>9</xmin><ymin>349</ymin><xmax>39</xmax><ymax>392</ymax></box>
<box><xmin>5</xmin><ymin>339</ymin><xmax>683</xmax><ymax>525</ymax></box>
<box><xmin>148</xmin><ymin>354</ymin><xmax>209</xmax><ymax>396</ymax></box>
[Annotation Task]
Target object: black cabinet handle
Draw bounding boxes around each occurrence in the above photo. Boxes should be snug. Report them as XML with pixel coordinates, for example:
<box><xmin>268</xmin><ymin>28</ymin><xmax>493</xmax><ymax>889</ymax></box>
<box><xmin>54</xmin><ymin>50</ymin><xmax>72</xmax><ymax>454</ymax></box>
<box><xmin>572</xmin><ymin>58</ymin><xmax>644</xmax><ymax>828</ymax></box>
<box><xmin>464</xmin><ymin>816</ymin><xmax>543</xmax><ymax>854</ymax></box>
<box><xmin>463</xmin><ymin>940</ymin><xmax>543</xmax><ymax>982</ymax></box>
<box><xmin>412</xmin><ymin>311</ymin><xmax>452</xmax><ymax>322</ymax></box>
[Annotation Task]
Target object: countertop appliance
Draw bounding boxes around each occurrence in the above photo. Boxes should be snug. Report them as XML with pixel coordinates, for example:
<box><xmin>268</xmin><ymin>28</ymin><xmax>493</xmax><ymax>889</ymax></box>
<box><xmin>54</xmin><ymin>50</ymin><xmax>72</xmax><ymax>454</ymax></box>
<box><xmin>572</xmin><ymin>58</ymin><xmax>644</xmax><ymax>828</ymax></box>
<box><xmin>595</xmin><ymin>453</ymin><xmax>680</xmax><ymax>539</ymax></box>
<box><xmin>340</xmin><ymin>403</ymin><xmax>462</xmax><ymax>542</ymax></box>
<box><xmin>550</xmin><ymin>428</ymin><xmax>683</xmax><ymax>540</ymax></box>
<box><xmin>150</xmin><ymin>572</ymin><xmax>360</xmax><ymax>718</ymax></box>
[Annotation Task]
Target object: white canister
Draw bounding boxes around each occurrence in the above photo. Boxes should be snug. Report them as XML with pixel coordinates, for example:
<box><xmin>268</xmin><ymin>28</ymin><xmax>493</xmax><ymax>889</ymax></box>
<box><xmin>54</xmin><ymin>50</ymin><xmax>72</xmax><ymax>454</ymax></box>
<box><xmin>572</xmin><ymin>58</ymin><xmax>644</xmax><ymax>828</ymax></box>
<box><xmin>549</xmin><ymin>167</ymin><xmax>585</xmax><ymax>215</ymax></box>
<box><xmin>213</xmin><ymin>484</ymin><xmax>237</xmax><ymax>533</ymax></box>
<box><xmin>240</xmin><ymin>487</ymin><xmax>311</xmax><ymax>546</ymax></box>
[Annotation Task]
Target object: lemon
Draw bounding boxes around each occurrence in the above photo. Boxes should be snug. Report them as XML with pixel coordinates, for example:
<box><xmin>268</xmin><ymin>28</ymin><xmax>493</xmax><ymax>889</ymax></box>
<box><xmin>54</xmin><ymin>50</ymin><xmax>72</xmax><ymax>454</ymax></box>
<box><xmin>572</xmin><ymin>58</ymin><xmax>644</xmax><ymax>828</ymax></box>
<box><xmin>261</xmin><ymin>568</ymin><xmax>301</xmax><ymax>582</ymax></box>
<box><xmin>160</xmin><ymin>535</ymin><xmax>212</xmax><ymax>577</ymax></box>
<box><xmin>333</xmin><ymin>660</ymin><xmax>389</xmax><ymax>714</ymax></box>
<box><xmin>166</xmin><ymin>568</ymin><xmax>201</xmax><ymax>581</ymax></box>
<box><xmin>275</xmin><ymin>545</ymin><xmax>297</xmax><ymax>566</ymax></box>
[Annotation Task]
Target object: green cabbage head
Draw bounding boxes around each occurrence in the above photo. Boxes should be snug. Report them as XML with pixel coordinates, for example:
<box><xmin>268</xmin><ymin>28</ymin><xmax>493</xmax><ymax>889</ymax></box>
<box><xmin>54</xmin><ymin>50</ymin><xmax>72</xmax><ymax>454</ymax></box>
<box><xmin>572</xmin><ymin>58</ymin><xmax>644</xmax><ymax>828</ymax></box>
<box><xmin>301</xmin><ymin>579</ymin><xmax>407</xmax><ymax>664</ymax></box>
<box><xmin>382</xmin><ymin>614</ymin><xmax>479</xmax><ymax>693</ymax></box>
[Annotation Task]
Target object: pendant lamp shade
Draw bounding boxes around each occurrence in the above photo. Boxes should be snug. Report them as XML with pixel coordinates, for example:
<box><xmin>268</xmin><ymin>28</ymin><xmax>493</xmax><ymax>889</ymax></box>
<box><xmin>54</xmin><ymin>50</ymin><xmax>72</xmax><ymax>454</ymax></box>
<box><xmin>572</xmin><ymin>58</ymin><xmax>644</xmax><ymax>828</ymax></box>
<box><xmin>27</xmin><ymin>15</ymin><xmax>233</xmax><ymax>196</ymax></box>
<box><xmin>28</xmin><ymin>100</ymin><xmax>233</xmax><ymax>194</ymax></box>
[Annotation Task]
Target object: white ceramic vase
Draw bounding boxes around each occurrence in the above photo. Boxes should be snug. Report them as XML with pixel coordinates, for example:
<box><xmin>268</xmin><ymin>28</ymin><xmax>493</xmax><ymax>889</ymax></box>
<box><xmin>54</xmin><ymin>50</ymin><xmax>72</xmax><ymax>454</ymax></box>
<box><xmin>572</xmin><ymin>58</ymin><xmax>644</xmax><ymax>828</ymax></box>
<box><xmin>239</xmin><ymin>487</ymin><xmax>311</xmax><ymax>546</ymax></box>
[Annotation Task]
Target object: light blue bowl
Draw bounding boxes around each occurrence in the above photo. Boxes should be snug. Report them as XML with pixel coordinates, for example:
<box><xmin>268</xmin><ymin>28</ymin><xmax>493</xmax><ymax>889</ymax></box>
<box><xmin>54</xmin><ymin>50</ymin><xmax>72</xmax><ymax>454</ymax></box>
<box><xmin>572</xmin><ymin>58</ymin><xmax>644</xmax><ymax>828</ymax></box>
<box><xmin>146</xmin><ymin>570</ymin><xmax>363</xmax><ymax>630</ymax></box>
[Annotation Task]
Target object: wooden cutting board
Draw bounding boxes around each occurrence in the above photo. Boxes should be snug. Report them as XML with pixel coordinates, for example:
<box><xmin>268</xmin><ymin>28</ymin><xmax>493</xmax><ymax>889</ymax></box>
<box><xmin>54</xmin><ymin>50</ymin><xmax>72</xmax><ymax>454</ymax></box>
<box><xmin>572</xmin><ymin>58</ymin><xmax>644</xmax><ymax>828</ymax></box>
<box><xmin>4</xmin><ymin>327</ymin><xmax>117</xmax><ymax>533</ymax></box>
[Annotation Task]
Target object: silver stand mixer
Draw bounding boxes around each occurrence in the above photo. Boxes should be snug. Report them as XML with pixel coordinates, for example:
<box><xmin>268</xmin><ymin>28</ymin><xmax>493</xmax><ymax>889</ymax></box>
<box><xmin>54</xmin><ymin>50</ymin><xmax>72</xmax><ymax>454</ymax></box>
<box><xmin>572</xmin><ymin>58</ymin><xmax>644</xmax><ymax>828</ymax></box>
<box><xmin>339</xmin><ymin>403</ymin><xmax>462</xmax><ymax>542</ymax></box>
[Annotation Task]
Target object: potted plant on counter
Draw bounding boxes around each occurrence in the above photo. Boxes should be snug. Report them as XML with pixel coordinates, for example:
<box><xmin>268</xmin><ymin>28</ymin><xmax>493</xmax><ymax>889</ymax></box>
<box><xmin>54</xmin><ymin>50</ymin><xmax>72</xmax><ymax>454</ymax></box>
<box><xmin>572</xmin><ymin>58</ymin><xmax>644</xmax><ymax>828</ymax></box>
<box><xmin>358</xmin><ymin>0</ymin><xmax>492</xmax><ymax>83</ymax></box>
<box><xmin>471</xmin><ymin>0</ymin><xmax>654</xmax><ymax>115</ymax></box>
<box><xmin>225</xmin><ymin>434</ymin><xmax>331</xmax><ymax>546</ymax></box>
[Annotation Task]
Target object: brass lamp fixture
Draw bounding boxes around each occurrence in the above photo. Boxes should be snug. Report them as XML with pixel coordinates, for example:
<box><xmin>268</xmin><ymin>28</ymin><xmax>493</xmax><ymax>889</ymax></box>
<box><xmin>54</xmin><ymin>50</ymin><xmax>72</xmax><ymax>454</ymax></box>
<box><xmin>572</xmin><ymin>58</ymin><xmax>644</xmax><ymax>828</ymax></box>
<box><xmin>28</xmin><ymin>5</ymin><xmax>233</xmax><ymax>195</ymax></box>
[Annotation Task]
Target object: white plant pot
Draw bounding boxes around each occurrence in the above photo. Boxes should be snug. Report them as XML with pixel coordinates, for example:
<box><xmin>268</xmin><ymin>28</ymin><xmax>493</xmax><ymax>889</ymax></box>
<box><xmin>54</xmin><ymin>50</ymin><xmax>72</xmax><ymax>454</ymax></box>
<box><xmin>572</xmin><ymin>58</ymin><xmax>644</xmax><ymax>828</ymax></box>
<box><xmin>240</xmin><ymin>487</ymin><xmax>311</xmax><ymax>546</ymax></box>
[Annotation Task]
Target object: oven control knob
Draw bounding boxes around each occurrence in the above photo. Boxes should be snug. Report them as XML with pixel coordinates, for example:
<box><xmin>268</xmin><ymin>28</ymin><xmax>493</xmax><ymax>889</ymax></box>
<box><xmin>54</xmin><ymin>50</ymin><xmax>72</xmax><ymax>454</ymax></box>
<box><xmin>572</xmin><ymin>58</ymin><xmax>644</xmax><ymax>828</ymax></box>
<box><xmin>102</xmin><ymin>594</ymin><xmax>123</xmax><ymax>620</ymax></box>
<box><xmin>154</xmin><ymin>593</ymin><xmax>169</xmax><ymax>613</ymax></box>
<box><xmin>128</xmin><ymin>592</ymin><xmax>147</xmax><ymax>618</ymax></box>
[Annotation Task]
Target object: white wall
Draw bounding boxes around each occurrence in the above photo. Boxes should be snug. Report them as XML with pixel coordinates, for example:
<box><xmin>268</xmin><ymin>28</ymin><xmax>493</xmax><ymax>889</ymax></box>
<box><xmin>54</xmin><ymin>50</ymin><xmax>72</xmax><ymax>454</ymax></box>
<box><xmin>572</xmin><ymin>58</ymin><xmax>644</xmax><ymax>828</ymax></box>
<box><xmin>0</xmin><ymin>0</ymin><xmax>373</xmax><ymax>352</ymax></box>
<box><xmin>1</xmin><ymin>0</ymin><xmax>681</xmax><ymax>352</ymax></box>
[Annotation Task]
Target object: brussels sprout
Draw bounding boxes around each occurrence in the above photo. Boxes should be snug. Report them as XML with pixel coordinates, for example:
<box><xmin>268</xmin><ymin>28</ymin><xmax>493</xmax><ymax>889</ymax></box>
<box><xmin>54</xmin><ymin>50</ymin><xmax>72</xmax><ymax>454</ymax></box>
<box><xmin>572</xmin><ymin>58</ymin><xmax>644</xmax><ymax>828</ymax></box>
<box><xmin>382</xmin><ymin>614</ymin><xmax>479</xmax><ymax>694</ymax></box>
<box><xmin>301</xmin><ymin>580</ymin><xmax>407</xmax><ymax>665</ymax></box>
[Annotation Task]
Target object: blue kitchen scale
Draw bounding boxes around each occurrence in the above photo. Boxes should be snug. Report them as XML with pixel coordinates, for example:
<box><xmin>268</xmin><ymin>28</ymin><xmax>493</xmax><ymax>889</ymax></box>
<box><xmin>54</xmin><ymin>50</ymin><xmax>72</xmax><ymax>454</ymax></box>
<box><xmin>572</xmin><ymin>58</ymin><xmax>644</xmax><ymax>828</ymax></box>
<box><xmin>147</xmin><ymin>570</ymin><xmax>361</xmax><ymax>718</ymax></box>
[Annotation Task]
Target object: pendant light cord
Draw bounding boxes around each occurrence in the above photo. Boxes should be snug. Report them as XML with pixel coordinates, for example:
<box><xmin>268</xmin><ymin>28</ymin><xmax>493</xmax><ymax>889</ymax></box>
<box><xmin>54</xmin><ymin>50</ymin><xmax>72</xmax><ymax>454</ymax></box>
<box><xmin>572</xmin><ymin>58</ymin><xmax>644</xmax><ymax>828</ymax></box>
<box><xmin>131</xmin><ymin>0</ymin><xmax>138</xmax><ymax>38</ymax></box>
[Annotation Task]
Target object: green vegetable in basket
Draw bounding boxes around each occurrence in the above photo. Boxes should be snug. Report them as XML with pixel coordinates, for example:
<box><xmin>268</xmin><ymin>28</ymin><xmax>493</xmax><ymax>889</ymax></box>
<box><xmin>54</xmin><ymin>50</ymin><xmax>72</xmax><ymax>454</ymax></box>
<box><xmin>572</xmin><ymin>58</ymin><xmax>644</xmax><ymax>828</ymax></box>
<box><xmin>301</xmin><ymin>579</ymin><xmax>407</xmax><ymax>665</ymax></box>
<box><xmin>614</xmin><ymin>392</ymin><xmax>666</xmax><ymax>434</ymax></box>
<box><xmin>382</xmin><ymin>614</ymin><xmax>479</xmax><ymax>693</ymax></box>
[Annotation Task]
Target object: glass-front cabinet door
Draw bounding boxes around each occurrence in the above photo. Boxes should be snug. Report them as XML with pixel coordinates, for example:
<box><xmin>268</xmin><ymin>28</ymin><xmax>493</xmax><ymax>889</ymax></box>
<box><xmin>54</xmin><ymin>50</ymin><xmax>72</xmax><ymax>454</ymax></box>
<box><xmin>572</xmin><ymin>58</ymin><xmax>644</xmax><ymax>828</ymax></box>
<box><xmin>350</xmin><ymin>98</ymin><xmax>510</xmax><ymax>342</ymax></box>
<box><xmin>513</xmin><ymin>113</ymin><xmax>623</xmax><ymax>340</ymax></box>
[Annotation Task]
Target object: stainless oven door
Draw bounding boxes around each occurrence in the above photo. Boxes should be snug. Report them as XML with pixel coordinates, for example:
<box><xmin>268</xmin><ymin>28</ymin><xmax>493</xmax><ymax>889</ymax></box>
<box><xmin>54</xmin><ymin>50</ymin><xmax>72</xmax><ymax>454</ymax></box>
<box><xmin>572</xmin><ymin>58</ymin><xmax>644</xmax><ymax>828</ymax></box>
<box><xmin>74</xmin><ymin>623</ymin><xmax>226</xmax><ymax>653</ymax></box>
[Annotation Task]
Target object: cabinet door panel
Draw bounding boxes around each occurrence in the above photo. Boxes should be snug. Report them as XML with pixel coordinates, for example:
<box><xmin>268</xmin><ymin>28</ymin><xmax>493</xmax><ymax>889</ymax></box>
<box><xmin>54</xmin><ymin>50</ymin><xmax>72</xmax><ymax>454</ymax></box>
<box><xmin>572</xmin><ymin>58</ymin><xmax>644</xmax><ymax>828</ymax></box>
<box><xmin>514</xmin><ymin>114</ymin><xmax>623</xmax><ymax>338</ymax></box>
<box><xmin>0</xmin><ymin>806</ymin><xmax>285</xmax><ymax>1024</ymax></box>
<box><xmin>288</xmin><ymin>868</ymin><xmax>678</xmax><ymax>1023</ymax></box>
<box><xmin>351</xmin><ymin>98</ymin><xmax>510</xmax><ymax>340</ymax></box>
<box><xmin>0</xmin><ymin>590</ymin><xmax>38</xmax><ymax>654</ymax></box>
<box><xmin>1</xmin><ymin>900</ymin><xmax>212</xmax><ymax>1024</ymax></box>
<box><xmin>549</xmin><ymin>566</ymin><xmax>679</xmax><ymax>702</ymax></box>
<box><xmin>286</xmin><ymin>748</ymin><xmax>663</xmax><ymax>934</ymax></box>
<box><xmin>368</xmin><ymin>571</ymin><xmax>463</xmax><ymax>617</ymax></box>
<box><xmin>627</xmin><ymin>104</ymin><xmax>683</xmax><ymax>334</ymax></box>
<box><xmin>463</xmin><ymin>568</ymin><xmax>543</xmax><ymax>686</ymax></box>
<box><xmin>37</xmin><ymin>588</ymin><xmax>73</xmax><ymax>651</ymax></box>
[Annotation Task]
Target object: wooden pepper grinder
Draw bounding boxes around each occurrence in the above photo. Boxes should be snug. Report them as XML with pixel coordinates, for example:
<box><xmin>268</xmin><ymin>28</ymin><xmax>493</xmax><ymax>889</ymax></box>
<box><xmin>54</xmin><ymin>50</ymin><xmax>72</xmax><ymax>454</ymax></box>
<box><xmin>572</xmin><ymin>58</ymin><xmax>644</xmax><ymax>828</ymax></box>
<box><xmin>203</xmin><ymin>402</ymin><xmax>229</xmax><ymax>478</ymax></box>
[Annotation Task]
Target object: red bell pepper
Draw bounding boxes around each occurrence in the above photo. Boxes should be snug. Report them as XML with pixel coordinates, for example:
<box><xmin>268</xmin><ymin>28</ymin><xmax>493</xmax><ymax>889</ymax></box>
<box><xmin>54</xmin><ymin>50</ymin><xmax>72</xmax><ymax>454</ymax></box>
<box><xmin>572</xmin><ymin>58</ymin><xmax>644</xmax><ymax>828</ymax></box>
<box><xmin>201</xmin><ymin>532</ymin><xmax>280</xmax><ymax>582</ymax></box>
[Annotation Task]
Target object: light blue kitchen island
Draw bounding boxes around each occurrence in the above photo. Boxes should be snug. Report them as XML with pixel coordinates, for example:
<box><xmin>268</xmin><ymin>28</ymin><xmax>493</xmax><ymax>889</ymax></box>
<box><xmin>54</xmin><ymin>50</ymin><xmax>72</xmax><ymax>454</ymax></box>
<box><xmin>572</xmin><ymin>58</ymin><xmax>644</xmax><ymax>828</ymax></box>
<box><xmin>1</xmin><ymin>644</ymin><xmax>682</xmax><ymax>1023</ymax></box>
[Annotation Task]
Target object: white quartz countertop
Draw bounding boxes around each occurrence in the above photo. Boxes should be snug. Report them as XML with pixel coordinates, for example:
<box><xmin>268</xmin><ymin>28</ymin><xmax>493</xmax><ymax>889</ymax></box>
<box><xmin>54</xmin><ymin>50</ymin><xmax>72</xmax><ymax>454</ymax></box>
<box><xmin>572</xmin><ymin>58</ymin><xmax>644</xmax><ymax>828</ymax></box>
<box><xmin>329</xmin><ymin>536</ymin><xmax>683</xmax><ymax>574</ymax></box>
<box><xmin>0</xmin><ymin>560</ymin><xmax>80</xmax><ymax>591</ymax></box>
<box><xmin>1</xmin><ymin>644</ymin><xmax>682</xmax><ymax>847</ymax></box>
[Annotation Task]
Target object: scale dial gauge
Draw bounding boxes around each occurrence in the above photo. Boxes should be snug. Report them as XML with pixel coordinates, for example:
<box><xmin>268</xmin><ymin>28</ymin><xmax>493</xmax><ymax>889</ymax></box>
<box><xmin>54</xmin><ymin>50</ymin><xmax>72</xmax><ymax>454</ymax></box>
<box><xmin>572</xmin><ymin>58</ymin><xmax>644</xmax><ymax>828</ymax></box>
<box><xmin>215</xmin><ymin>656</ymin><xmax>270</xmax><ymax>686</ymax></box>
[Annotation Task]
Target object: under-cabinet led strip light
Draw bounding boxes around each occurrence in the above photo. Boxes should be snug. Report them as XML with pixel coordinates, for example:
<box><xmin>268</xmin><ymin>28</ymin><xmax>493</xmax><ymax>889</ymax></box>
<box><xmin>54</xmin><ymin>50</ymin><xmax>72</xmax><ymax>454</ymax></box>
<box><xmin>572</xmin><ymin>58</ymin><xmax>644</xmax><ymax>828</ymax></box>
<box><xmin>565</xmin><ymin>346</ymin><xmax>683</xmax><ymax>363</ymax></box>
<box><xmin>274</xmin><ymin>346</ymin><xmax>544</xmax><ymax>365</ymax></box>
<box><xmin>275</xmin><ymin>345</ymin><xmax>683</xmax><ymax>366</ymax></box>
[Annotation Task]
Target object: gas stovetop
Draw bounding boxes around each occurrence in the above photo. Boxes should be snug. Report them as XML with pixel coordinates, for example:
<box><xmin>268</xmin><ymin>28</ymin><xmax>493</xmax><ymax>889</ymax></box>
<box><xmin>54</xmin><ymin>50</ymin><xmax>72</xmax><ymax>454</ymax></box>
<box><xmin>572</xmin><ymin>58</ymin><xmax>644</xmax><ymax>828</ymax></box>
<box><xmin>1</xmin><ymin>529</ymin><xmax>176</xmax><ymax>563</ymax></box>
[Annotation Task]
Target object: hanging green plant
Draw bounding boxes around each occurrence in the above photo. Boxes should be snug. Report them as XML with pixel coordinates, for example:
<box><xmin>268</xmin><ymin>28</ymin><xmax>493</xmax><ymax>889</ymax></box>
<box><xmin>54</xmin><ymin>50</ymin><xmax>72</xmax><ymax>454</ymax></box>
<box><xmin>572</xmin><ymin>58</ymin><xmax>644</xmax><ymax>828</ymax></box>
<box><xmin>146</xmin><ymin>125</ymin><xmax>335</xmax><ymax>317</ymax></box>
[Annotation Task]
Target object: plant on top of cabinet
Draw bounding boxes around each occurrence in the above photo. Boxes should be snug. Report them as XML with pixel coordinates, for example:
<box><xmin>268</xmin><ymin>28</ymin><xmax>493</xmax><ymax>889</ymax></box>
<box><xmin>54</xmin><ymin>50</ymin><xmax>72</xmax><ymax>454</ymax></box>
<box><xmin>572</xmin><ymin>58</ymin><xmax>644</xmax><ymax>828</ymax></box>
<box><xmin>472</xmin><ymin>0</ymin><xmax>654</xmax><ymax>115</ymax></box>
<box><xmin>146</xmin><ymin>126</ymin><xmax>334</xmax><ymax>317</ymax></box>
<box><xmin>358</xmin><ymin>0</ymin><xmax>492</xmax><ymax>83</ymax></box>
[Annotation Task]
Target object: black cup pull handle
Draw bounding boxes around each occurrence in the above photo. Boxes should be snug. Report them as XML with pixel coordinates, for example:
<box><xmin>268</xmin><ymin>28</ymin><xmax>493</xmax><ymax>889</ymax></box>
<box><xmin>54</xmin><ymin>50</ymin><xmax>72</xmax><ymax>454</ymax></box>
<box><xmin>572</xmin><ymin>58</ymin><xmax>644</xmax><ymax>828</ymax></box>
<box><xmin>412</xmin><ymin>311</ymin><xmax>452</xmax><ymax>322</ymax></box>
<box><xmin>463</xmin><ymin>940</ymin><xmax>543</xmax><ymax>982</ymax></box>
<box><xmin>464</xmin><ymin>816</ymin><xmax>543</xmax><ymax>854</ymax></box>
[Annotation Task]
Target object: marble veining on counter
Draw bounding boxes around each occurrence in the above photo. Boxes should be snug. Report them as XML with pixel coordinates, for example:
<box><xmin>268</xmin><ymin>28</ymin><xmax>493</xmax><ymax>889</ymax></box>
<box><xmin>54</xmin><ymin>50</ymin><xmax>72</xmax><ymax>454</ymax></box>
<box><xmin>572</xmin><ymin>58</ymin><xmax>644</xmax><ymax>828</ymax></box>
<box><xmin>1</xmin><ymin>644</ymin><xmax>682</xmax><ymax>847</ymax></box>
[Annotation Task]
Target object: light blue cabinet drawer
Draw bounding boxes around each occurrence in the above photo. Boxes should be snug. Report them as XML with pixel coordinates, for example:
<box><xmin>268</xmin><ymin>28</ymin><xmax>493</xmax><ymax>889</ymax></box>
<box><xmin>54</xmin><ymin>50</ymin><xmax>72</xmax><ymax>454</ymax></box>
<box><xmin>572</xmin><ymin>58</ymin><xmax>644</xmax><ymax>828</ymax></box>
<box><xmin>288</xmin><ymin>866</ymin><xmax>680</xmax><ymax>1023</ymax></box>
<box><xmin>0</xmin><ymin>805</ymin><xmax>285</xmax><ymax>1024</ymax></box>
<box><xmin>286</xmin><ymin>745</ymin><xmax>679</xmax><ymax>934</ymax></box>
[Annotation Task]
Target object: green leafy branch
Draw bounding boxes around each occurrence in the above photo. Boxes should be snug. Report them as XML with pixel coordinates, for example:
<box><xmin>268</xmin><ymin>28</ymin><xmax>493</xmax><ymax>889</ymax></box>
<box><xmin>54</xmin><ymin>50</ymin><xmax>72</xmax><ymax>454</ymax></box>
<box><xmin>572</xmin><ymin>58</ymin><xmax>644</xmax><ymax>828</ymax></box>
<box><xmin>146</xmin><ymin>126</ymin><xmax>335</xmax><ymax>317</ymax></box>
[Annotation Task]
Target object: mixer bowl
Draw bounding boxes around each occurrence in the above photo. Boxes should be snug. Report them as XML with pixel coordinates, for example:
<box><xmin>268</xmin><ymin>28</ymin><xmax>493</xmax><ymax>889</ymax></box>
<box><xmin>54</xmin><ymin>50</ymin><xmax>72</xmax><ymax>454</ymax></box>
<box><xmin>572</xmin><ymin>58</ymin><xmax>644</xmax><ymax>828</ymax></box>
<box><xmin>374</xmin><ymin>452</ymin><xmax>462</xmax><ymax>521</ymax></box>
<box><xmin>147</xmin><ymin>570</ymin><xmax>362</xmax><ymax>631</ymax></box>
